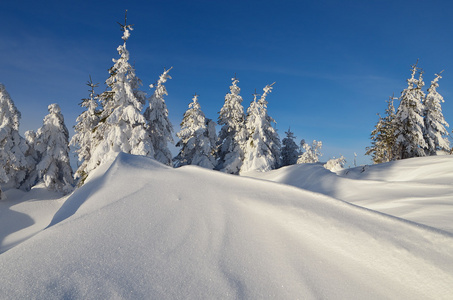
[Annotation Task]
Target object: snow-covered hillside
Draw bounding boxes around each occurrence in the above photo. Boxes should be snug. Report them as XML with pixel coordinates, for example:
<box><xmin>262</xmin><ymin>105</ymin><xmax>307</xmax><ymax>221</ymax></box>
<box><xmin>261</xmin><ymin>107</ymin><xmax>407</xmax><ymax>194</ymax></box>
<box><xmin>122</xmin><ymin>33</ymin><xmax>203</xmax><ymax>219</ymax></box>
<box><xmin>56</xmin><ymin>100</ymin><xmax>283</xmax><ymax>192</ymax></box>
<box><xmin>0</xmin><ymin>153</ymin><xmax>452</xmax><ymax>299</ymax></box>
<box><xmin>247</xmin><ymin>155</ymin><xmax>453</xmax><ymax>234</ymax></box>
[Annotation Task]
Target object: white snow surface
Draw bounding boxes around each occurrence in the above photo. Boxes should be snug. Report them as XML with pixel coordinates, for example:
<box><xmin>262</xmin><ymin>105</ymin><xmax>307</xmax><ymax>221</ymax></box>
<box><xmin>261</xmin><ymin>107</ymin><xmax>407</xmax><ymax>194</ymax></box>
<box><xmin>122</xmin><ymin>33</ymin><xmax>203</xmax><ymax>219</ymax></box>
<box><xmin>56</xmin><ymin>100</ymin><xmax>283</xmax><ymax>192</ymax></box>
<box><xmin>0</xmin><ymin>153</ymin><xmax>452</xmax><ymax>299</ymax></box>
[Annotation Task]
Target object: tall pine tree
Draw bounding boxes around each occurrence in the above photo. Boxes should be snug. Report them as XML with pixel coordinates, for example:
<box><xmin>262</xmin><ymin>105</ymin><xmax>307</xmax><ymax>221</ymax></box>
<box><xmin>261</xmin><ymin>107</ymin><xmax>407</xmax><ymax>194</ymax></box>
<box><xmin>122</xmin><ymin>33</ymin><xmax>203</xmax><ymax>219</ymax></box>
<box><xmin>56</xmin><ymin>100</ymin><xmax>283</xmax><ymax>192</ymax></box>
<box><xmin>423</xmin><ymin>71</ymin><xmax>450</xmax><ymax>155</ymax></box>
<box><xmin>217</xmin><ymin>76</ymin><xmax>247</xmax><ymax>174</ymax></box>
<box><xmin>366</xmin><ymin>96</ymin><xmax>397</xmax><ymax>163</ymax></box>
<box><xmin>393</xmin><ymin>62</ymin><xmax>427</xmax><ymax>159</ymax></box>
<box><xmin>144</xmin><ymin>67</ymin><xmax>174</xmax><ymax>165</ymax></box>
<box><xmin>87</xmin><ymin>12</ymin><xmax>152</xmax><ymax>177</ymax></box>
<box><xmin>0</xmin><ymin>83</ymin><xmax>31</xmax><ymax>197</ymax></box>
<box><xmin>240</xmin><ymin>83</ymin><xmax>281</xmax><ymax>173</ymax></box>
<box><xmin>70</xmin><ymin>77</ymin><xmax>100</xmax><ymax>185</ymax></box>
<box><xmin>174</xmin><ymin>94</ymin><xmax>216</xmax><ymax>169</ymax></box>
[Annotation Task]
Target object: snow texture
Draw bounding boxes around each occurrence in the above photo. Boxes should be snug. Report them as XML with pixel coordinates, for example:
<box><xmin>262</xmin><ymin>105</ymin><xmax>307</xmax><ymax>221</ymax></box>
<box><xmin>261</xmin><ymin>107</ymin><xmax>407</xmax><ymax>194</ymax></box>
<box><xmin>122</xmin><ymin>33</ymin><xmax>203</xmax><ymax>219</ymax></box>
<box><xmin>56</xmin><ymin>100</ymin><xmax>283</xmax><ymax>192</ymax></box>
<box><xmin>0</xmin><ymin>153</ymin><xmax>452</xmax><ymax>299</ymax></box>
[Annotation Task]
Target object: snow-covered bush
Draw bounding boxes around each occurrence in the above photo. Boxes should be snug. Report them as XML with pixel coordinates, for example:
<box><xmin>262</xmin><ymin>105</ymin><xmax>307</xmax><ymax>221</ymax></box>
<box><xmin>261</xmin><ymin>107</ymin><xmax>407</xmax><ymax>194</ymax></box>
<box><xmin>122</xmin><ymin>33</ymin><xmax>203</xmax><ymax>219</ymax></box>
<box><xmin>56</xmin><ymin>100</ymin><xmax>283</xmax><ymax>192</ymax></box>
<box><xmin>324</xmin><ymin>156</ymin><xmax>346</xmax><ymax>172</ymax></box>
<box><xmin>297</xmin><ymin>140</ymin><xmax>322</xmax><ymax>164</ymax></box>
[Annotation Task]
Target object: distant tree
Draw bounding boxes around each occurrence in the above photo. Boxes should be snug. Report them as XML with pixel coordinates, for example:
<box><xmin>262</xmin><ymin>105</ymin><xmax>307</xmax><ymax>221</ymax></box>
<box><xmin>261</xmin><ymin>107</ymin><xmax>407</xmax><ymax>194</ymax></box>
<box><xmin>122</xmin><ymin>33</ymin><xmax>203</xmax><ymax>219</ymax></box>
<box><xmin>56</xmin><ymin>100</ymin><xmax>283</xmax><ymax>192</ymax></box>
<box><xmin>366</xmin><ymin>96</ymin><xmax>397</xmax><ymax>164</ymax></box>
<box><xmin>144</xmin><ymin>67</ymin><xmax>174</xmax><ymax>165</ymax></box>
<box><xmin>174</xmin><ymin>94</ymin><xmax>216</xmax><ymax>169</ymax></box>
<box><xmin>241</xmin><ymin>83</ymin><xmax>281</xmax><ymax>173</ymax></box>
<box><xmin>393</xmin><ymin>62</ymin><xmax>427</xmax><ymax>159</ymax></box>
<box><xmin>0</xmin><ymin>83</ymin><xmax>31</xmax><ymax>198</ymax></box>
<box><xmin>35</xmin><ymin>104</ymin><xmax>73</xmax><ymax>193</ymax></box>
<box><xmin>281</xmin><ymin>128</ymin><xmax>299</xmax><ymax>166</ymax></box>
<box><xmin>70</xmin><ymin>77</ymin><xmax>100</xmax><ymax>185</ymax></box>
<box><xmin>217</xmin><ymin>76</ymin><xmax>247</xmax><ymax>174</ymax></box>
<box><xmin>87</xmin><ymin>13</ymin><xmax>152</xmax><ymax>177</ymax></box>
<box><xmin>423</xmin><ymin>71</ymin><xmax>450</xmax><ymax>155</ymax></box>
<box><xmin>297</xmin><ymin>140</ymin><xmax>322</xmax><ymax>164</ymax></box>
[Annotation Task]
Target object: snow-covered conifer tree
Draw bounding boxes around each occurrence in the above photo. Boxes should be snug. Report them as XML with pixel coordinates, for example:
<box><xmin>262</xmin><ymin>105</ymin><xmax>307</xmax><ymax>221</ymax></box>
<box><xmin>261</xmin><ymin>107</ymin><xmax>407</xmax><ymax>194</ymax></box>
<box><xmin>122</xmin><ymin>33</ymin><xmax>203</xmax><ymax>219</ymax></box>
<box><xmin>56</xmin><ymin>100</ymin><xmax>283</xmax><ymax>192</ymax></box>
<box><xmin>144</xmin><ymin>67</ymin><xmax>174</xmax><ymax>165</ymax></box>
<box><xmin>297</xmin><ymin>140</ymin><xmax>322</xmax><ymax>164</ymax></box>
<box><xmin>423</xmin><ymin>71</ymin><xmax>450</xmax><ymax>155</ymax></box>
<box><xmin>21</xmin><ymin>130</ymin><xmax>39</xmax><ymax>190</ymax></box>
<box><xmin>35</xmin><ymin>104</ymin><xmax>73</xmax><ymax>193</ymax></box>
<box><xmin>281</xmin><ymin>127</ymin><xmax>299</xmax><ymax>166</ymax></box>
<box><xmin>217</xmin><ymin>76</ymin><xmax>247</xmax><ymax>174</ymax></box>
<box><xmin>393</xmin><ymin>62</ymin><xmax>427</xmax><ymax>159</ymax></box>
<box><xmin>70</xmin><ymin>77</ymin><xmax>100</xmax><ymax>184</ymax></box>
<box><xmin>174</xmin><ymin>94</ymin><xmax>216</xmax><ymax>169</ymax></box>
<box><xmin>0</xmin><ymin>83</ymin><xmax>31</xmax><ymax>196</ymax></box>
<box><xmin>240</xmin><ymin>83</ymin><xmax>281</xmax><ymax>173</ymax></box>
<box><xmin>366</xmin><ymin>96</ymin><xmax>397</xmax><ymax>164</ymax></box>
<box><xmin>205</xmin><ymin>118</ymin><xmax>218</xmax><ymax>161</ymax></box>
<box><xmin>87</xmin><ymin>14</ymin><xmax>152</xmax><ymax>176</ymax></box>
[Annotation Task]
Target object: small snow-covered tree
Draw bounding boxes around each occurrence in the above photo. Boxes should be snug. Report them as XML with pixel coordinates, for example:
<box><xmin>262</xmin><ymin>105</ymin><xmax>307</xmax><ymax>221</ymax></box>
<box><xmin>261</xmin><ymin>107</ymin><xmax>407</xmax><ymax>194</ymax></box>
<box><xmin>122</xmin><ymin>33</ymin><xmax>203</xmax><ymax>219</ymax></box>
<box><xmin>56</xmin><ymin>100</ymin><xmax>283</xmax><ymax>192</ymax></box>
<box><xmin>393</xmin><ymin>62</ymin><xmax>427</xmax><ymax>159</ymax></box>
<box><xmin>297</xmin><ymin>140</ymin><xmax>322</xmax><ymax>164</ymax></box>
<box><xmin>240</xmin><ymin>83</ymin><xmax>281</xmax><ymax>173</ymax></box>
<box><xmin>423</xmin><ymin>71</ymin><xmax>450</xmax><ymax>155</ymax></box>
<box><xmin>0</xmin><ymin>83</ymin><xmax>31</xmax><ymax>197</ymax></box>
<box><xmin>217</xmin><ymin>76</ymin><xmax>247</xmax><ymax>174</ymax></box>
<box><xmin>324</xmin><ymin>156</ymin><xmax>346</xmax><ymax>172</ymax></box>
<box><xmin>281</xmin><ymin>127</ymin><xmax>299</xmax><ymax>166</ymax></box>
<box><xmin>144</xmin><ymin>67</ymin><xmax>174</xmax><ymax>165</ymax></box>
<box><xmin>35</xmin><ymin>104</ymin><xmax>73</xmax><ymax>193</ymax></box>
<box><xmin>70</xmin><ymin>77</ymin><xmax>100</xmax><ymax>185</ymax></box>
<box><xmin>87</xmin><ymin>14</ymin><xmax>152</xmax><ymax>177</ymax></box>
<box><xmin>174</xmin><ymin>94</ymin><xmax>216</xmax><ymax>169</ymax></box>
<box><xmin>366</xmin><ymin>96</ymin><xmax>397</xmax><ymax>164</ymax></box>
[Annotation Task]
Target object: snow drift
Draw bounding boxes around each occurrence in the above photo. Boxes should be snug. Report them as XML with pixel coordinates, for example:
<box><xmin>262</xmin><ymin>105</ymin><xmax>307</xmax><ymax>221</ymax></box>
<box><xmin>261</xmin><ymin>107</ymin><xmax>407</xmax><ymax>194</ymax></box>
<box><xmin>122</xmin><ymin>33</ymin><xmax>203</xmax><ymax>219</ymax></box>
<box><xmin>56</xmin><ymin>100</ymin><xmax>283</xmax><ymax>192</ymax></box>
<box><xmin>0</xmin><ymin>153</ymin><xmax>452</xmax><ymax>299</ymax></box>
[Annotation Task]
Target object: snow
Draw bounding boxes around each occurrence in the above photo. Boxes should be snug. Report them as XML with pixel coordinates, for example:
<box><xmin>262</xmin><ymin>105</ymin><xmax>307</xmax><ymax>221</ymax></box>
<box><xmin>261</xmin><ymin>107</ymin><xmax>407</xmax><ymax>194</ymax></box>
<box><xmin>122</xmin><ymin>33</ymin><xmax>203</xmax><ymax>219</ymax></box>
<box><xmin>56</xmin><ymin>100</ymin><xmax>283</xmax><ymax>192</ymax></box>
<box><xmin>0</xmin><ymin>153</ymin><xmax>452</xmax><ymax>299</ymax></box>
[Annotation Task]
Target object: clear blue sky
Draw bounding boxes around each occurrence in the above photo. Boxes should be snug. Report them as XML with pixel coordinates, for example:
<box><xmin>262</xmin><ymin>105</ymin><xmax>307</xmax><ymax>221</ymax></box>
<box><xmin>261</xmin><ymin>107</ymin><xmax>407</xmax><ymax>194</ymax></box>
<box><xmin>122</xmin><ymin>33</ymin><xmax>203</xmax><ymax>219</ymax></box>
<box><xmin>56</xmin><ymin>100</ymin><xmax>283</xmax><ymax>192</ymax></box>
<box><xmin>1</xmin><ymin>0</ymin><xmax>453</xmax><ymax>166</ymax></box>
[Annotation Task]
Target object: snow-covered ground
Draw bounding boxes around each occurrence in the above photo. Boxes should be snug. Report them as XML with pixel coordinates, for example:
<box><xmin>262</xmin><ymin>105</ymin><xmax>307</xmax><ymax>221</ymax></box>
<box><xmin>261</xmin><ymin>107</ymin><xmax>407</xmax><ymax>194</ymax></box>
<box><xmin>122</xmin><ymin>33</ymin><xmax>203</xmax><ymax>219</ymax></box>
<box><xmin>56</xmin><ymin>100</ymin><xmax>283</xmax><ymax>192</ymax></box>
<box><xmin>0</xmin><ymin>153</ymin><xmax>452</xmax><ymax>299</ymax></box>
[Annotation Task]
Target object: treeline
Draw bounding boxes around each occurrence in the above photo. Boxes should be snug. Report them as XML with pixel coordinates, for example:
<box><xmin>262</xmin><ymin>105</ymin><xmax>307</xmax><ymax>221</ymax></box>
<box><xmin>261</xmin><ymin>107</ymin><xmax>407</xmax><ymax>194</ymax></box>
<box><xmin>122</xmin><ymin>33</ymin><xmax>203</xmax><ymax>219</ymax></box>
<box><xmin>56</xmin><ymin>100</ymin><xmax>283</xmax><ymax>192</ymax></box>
<box><xmin>0</xmin><ymin>14</ymin><xmax>327</xmax><ymax>198</ymax></box>
<box><xmin>366</xmin><ymin>61</ymin><xmax>450</xmax><ymax>164</ymax></box>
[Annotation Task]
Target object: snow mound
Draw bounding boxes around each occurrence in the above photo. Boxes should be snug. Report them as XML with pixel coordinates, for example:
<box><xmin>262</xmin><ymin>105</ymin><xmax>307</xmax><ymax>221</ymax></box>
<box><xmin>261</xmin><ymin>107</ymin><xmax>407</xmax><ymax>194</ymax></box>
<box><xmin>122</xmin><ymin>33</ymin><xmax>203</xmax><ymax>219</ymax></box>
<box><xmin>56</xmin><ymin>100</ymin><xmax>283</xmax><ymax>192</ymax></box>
<box><xmin>249</xmin><ymin>156</ymin><xmax>453</xmax><ymax>233</ymax></box>
<box><xmin>0</xmin><ymin>153</ymin><xmax>452</xmax><ymax>299</ymax></box>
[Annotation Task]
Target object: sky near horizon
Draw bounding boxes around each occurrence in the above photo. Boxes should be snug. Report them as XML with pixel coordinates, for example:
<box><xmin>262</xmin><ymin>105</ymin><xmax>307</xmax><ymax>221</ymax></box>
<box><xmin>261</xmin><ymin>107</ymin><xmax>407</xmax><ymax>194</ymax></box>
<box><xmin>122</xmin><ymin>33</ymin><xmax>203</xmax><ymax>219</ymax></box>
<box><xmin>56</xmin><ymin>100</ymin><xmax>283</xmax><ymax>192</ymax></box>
<box><xmin>1</xmin><ymin>0</ymin><xmax>453</xmax><ymax>166</ymax></box>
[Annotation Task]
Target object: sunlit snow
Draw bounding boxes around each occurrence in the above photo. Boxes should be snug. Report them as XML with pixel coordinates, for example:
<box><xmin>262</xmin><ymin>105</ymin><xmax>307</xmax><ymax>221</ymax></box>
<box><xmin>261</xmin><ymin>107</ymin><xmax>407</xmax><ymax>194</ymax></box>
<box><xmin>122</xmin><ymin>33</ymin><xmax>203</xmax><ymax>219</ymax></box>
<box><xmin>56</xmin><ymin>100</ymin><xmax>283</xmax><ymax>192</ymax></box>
<box><xmin>0</xmin><ymin>153</ymin><xmax>452</xmax><ymax>299</ymax></box>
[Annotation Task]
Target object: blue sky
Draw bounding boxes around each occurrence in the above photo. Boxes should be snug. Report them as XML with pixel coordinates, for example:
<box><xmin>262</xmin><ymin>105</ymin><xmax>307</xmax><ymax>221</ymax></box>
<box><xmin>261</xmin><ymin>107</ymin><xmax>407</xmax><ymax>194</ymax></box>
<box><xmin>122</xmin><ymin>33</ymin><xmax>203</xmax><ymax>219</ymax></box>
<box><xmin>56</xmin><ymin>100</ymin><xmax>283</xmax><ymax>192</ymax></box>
<box><xmin>1</xmin><ymin>0</ymin><xmax>453</xmax><ymax>166</ymax></box>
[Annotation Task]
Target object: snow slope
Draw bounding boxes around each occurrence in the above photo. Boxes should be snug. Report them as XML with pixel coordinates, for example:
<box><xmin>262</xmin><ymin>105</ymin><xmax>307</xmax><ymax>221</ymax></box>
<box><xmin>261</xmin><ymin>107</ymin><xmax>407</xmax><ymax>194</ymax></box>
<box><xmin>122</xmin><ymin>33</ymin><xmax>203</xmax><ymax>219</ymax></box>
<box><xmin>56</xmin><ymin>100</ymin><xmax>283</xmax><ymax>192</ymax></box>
<box><xmin>247</xmin><ymin>156</ymin><xmax>453</xmax><ymax>234</ymax></box>
<box><xmin>0</xmin><ymin>153</ymin><xmax>452</xmax><ymax>299</ymax></box>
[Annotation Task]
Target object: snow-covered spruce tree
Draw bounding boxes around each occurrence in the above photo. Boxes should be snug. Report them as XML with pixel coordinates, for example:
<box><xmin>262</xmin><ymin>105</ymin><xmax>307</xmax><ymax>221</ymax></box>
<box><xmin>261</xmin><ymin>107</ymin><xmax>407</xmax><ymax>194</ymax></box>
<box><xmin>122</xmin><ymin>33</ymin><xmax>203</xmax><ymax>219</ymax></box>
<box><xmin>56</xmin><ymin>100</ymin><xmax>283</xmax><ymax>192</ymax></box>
<box><xmin>0</xmin><ymin>83</ymin><xmax>31</xmax><ymax>197</ymax></box>
<box><xmin>393</xmin><ymin>63</ymin><xmax>427</xmax><ymax>160</ymax></box>
<box><xmin>174</xmin><ymin>94</ymin><xmax>216</xmax><ymax>169</ymax></box>
<box><xmin>240</xmin><ymin>83</ymin><xmax>281</xmax><ymax>173</ymax></box>
<box><xmin>205</xmin><ymin>118</ymin><xmax>218</xmax><ymax>161</ymax></box>
<box><xmin>144</xmin><ymin>67</ymin><xmax>174</xmax><ymax>166</ymax></box>
<box><xmin>281</xmin><ymin>127</ymin><xmax>299</xmax><ymax>166</ymax></box>
<box><xmin>366</xmin><ymin>96</ymin><xmax>397</xmax><ymax>164</ymax></box>
<box><xmin>297</xmin><ymin>140</ymin><xmax>322</xmax><ymax>164</ymax></box>
<box><xmin>70</xmin><ymin>77</ymin><xmax>100</xmax><ymax>185</ymax></box>
<box><xmin>87</xmin><ymin>14</ymin><xmax>152</xmax><ymax>177</ymax></box>
<box><xmin>423</xmin><ymin>71</ymin><xmax>450</xmax><ymax>155</ymax></box>
<box><xmin>21</xmin><ymin>130</ymin><xmax>39</xmax><ymax>190</ymax></box>
<box><xmin>217</xmin><ymin>76</ymin><xmax>247</xmax><ymax>174</ymax></box>
<box><xmin>35</xmin><ymin>104</ymin><xmax>73</xmax><ymax>194</ymax></box>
